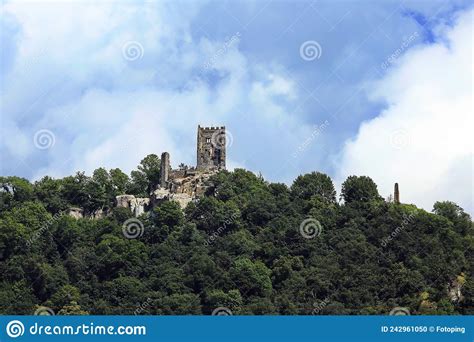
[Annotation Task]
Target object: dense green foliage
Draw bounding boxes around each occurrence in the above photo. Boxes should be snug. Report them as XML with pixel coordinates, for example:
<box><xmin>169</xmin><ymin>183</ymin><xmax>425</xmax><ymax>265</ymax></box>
<box><xmin>0</xmin><ymin>159</ymin><xmax>472</xmax><ymax>315</ymax></box>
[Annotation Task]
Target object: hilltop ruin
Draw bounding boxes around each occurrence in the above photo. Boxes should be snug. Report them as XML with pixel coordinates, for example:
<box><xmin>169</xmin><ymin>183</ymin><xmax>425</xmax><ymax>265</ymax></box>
<box><xmin>67</xmin><ymin>126</ymin><xmax>227</xmax><ymax>218</ymax></box>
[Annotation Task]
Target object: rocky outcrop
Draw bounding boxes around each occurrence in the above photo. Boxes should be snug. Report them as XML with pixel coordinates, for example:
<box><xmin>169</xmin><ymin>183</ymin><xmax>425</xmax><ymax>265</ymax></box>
<box><xmin>66</xmin><ymin>169</ymin><xmax>217</xmax><ymax>219</ymax></box>
<box><xmin>135</xmin><ymin>198</ymin><xmax>149</xmax><ymax>216</ymax></box>
<box><xmin>171</xmin><ymin>193</ymin><xmax>194</xmax><ymax>208</ymax></box>
<box><xmin>447</xmin><ymin>275</ymin><xmax>465</xmax><ymax>302</ymax></box>
<box><xmin>116</xmin><ymin>195</ymin><xmax>136</xmax><ymax>208</ymax></box>
<box><xmin>67</xmin><ymin>207</ymin><xmax>84</xmax><ymax>219</ymax></box>
<box><xmin>151</xmin><ymin>188</ymin><xmax>193</xmax><ymax>209</ymax></box>
<box><xmin>116</xmin><ymin>195</ymin><xmax>150</xmax><ymax>217</ymax></box>
<box><xmin>151</xmin><ymin>168</ymin><xmax>217</xmax><ymax>209</ymax></box>
<box><xmin>90</xmin><ymin>208</ymin><xmax>108</xmax><ymax>219</ymax></box>
<box><xmin>66</xmin><ymin>207</ymin><xmax>108</xmax><ymax>219</ymax></box>
<box><xmin>65</xmin><ymin>126</ymin><xmax>224</xmax><ymax>219</ymax></box>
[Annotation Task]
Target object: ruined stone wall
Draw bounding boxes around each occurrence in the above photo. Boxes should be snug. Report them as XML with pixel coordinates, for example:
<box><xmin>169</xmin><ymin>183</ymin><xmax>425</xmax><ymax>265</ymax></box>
<box><xmin>160</xmin><ymin>152</ymin><xmax>170</xmax><ymax>188</ymax></box>
<box><xmin>68</xmin><ymin>125</ymin><xmax>225</xmax><ymax>218</ymax></box>
<box><xmin>152</xmin><ymin>168</ymin><xmax>218</xmax><ymax>209</ymax></box>
<box><xmin>169</xmin><ymin>169</ymin><xmax>186</xmax><ymax>181</ymax></box>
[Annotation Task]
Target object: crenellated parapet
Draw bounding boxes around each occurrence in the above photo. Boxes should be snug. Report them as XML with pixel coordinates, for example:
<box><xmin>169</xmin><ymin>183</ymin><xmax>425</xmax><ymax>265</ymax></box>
<box><xmin>196</xmin><ymin>125</ymin><xmax>226</xmax><ymax>171</ymax></box>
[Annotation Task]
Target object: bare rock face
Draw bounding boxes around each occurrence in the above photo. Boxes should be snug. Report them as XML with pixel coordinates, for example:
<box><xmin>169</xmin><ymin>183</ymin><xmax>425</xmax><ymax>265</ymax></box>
<box><xmin>151</xmin><ymin>168</ymin><xmax>218</xmax><ymax>209</ymax></box>
<box><xmin>448</xmin><ymin>276</ymin><xmax>465</xmax><ymax>303</ymax></box>
<box><xmin>170</xmin><ymin>193</ymin><xmax>193</xmax><ymax>209</ymax></box>
<box><xmin>91</xmin><ymin>208</ymin><xmax>107</xmax><ymax>219</ymax></box>
<box><xmin>67</xmin><ymin>207</ymin><xmax>84</xmax><ymax>219</ymax></box>
<box><xmin>153</xmin><ymin>188</ymin><xmax>170</xmax><ymax>200</ymax></box>
<box><xmin>151</xmin><ymin>190</ymin><xmax>193</xmax><ymax>210</ymax></box>
<box><xmin>68</xmin><ymin>127</ymin><xmax>225</xmax><ymax>218</ymax></box>
<box><xmin>116</xmin><ymin>195</ymin><xmax>137</xmax><ymax>209</ymax></box>
<box><xmin>115</xmin><ymin>195</ymin><xmax>150</xmax><ymax>217</ymax></box>
<box><xmin>134</xmin><ymin>198</ymin><xmax>150</xmax><ymax>216</ymax></box>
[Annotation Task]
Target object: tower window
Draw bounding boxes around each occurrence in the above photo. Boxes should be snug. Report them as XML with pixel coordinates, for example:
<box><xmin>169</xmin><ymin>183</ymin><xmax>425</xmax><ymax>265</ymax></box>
<box><xmin>206</xmin><ymin>138</ymin><xmax>211</xmax><ymax>143</ymax></box>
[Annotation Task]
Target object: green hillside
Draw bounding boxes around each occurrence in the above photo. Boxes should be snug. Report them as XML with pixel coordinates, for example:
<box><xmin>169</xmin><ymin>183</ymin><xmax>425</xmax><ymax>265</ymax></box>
<box><xmin>0</xmin><ymin>155</ymin><xmax>472</xmax><ymax>315</ymax></box>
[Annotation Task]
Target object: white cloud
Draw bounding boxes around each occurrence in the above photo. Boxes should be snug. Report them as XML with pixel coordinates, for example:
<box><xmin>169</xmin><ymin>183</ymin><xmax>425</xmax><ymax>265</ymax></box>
<box><xmin>337</xmin><ymin>9</ymin><xmax>473</xmax><ymax>214</ymax></box>
<box><xmin>3</xmin><ymin>1</ymin><xmax>471</xmax><ymax>216</ymax></box>
<box><xmin>1</xmin><ymin>1</ymin><xmax>311</xmax><ymax>181</ymax></box>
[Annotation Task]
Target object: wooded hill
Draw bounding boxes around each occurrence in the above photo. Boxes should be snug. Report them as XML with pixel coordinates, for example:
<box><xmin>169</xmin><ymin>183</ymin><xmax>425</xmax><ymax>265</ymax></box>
<box><xmin>0</xmin><ymin>154</ymin><xmax>472</xmax><ymax>315</ymax></box>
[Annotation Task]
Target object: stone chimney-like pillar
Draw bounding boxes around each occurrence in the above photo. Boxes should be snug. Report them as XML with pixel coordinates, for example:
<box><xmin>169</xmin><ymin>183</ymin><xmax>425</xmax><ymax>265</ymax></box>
<box><xmin>394</xmin><ymin>183</ymin><xmax>400</xmax><ymax>204</ymax></box>
<box><xmin>160</xmin><ymin>152</ymin><xmax>170</xmax><ymax>188</ymax></box>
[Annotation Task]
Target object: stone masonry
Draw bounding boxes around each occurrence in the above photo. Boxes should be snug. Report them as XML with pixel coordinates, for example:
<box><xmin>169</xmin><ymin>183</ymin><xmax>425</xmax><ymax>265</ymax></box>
<box><xmin>196</xmin><ymin>125</ymin><xmax>226</xmax><ymax>170</ymax></box>
<box><xmin>68</xmin><ymin>126</ymin><xmax>226</xmax><ymax>218</ymax></box>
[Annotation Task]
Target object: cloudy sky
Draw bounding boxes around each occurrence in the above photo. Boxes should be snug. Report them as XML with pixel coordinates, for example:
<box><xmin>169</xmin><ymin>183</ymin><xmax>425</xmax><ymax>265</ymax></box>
<box><xmin>1</xmin><ymin>0</ymin><xmax>472</xmax><ymax>214</ymax></box>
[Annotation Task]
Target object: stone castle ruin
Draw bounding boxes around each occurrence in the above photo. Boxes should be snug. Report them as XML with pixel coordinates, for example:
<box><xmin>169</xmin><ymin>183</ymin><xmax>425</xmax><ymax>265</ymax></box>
<box><xmin>68</xmin><ymin>126</ymin><xmax>227</xmax><ymax>219</ymax></box>
<box><xmin>196</xmin><ymin>126</ymin><xmax>226</xmax><ymax>170</ymax></box>
<box><xmin>151</xmin><ymin>126</ymin><xmax>227</xmax><ymax>209</ymax></box>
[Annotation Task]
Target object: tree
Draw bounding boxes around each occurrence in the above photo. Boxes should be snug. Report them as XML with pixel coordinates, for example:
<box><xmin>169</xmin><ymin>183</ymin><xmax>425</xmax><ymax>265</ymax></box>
<box><xmin>100</xmin><ymin>277</ymin><xmax>148</xmax><ymax>314</ymax></box>
<box><xmin>218</xmin><ymin>230</ymin><xmax>258</xmax><ymax>258</ymax></box>
<box><xmin>145</xmin><ymin>201</ymin><xmax>184</xmax><ymax>243</ymax></box>
<box><xmin>185</xmin><ymin>197</ymin><xmax>240</xmax><ymax>235</ymax></box>
<box><xmin>83</xmin><ymin>179</ymin><xmax>107</xmax><ymax>214</ymax></box>
<box><xmin>341</xmin><ymin>175</ymin><xmax>382</xmax><ymax>204</ymax></box>
<box><xmin>159</xmin><ymin>293</ymin><xmax>201</xmax><ymax>315</ymax></box>
<box><xmin>48</xmin><ymin>284</ymin><xmax>81</xmax><ymax>308</ymax></box>
<box><xmin>110</xmin><ymin>168</ymin><xmax>130</xmax><ymax>195</ymax></box>
<box><xmin>0</xmin><ymin>157</ymin><xmax>471</xmax><ymax>316</ymax></box>
<box><xmin>0</xmin><ymin>280</ymin><xmax>37</xmax><ymax>314</ymax></box>
<box><xmin>33</xmin><ymin>176</ymin><xmax>68</xmax><ymax>214</ymax></box>
<box><xmin>94</xmin><ymin>235</ymin><xmax>147</xmax><ymax>280</ymax></box>
<box><xmin>128</xmin><ymin>154</ymin><xmax>161</xmax><ymax>196</ymax></box>
<box><xmin>291</xmin><ymin>172</ymin><xmax>336</xmax><ymax>202</ymax></box>
<box><xmin>433</xmin><ymin>201</ymin><xmax>472</xmax><ymax>235</ymax></box>
<box><xmin>61</xmin><ymin>172</ymin><xmax>89</xmax><ymax>208</ymax></box>
<box><xmin>230</xmin><ymin>258</ymin><xmax>272</xmax><ymax>297</ymax></box>
<box><xmin>206</xmin><ymin>289</ymin><xmax>242</xmax><ymax>314</ymax></box>
<box><xmin>0</xmin><ymin>176</ymin><xmax>34</xmax><ymax>211</ymax></box>
<box><xmin>152</xmin><ymin>201</ymin><xmax>184</xmax><ymax>228</ymax></box>
<box><xmin>58</xmin><ymin>301</ymin><xmax>89</xmax><ymax>315</ymax></box>
<box><xmin>243</xmin><ymin>188</ymin><xmax>278</xmax><ymax>226</ymax></box>
<box><xmin>92</xmin><ymin>168</ymin><xmax>131</xmax><ymax>209</ymax></box>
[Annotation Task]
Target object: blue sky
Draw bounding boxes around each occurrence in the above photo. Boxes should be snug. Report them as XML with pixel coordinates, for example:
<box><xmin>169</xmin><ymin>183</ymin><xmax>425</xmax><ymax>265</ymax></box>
<box><xmin>0</xmin><ymin>0</ymin><xmax>472</xmax><ymax>214</ymax></box>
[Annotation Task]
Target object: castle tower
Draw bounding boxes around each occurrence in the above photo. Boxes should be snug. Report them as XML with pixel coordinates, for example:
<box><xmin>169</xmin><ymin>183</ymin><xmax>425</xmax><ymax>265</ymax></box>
<box><xmin>394</xmin><ymin>183</ymin><xmax>400</xmax><ymax>204</ymax></box>
<box><xmin>196</xmin><ymin>125</ymin><xmax>226</xmax><ymax>170</ymax></box>
<box><xmin>160</xmin><ymin>152</ymin><xmax>170</xmax><ymax>188</ymax></box>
